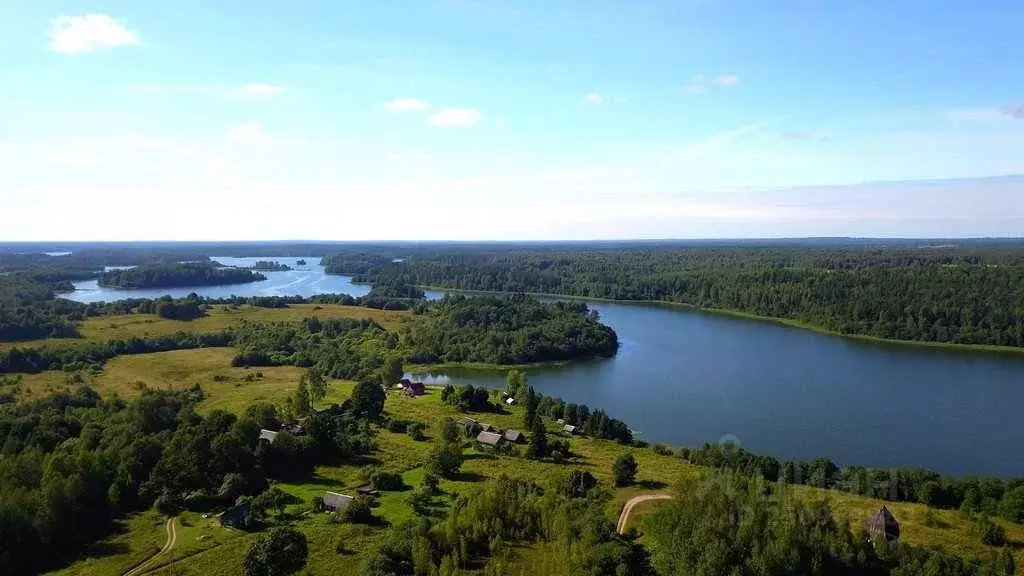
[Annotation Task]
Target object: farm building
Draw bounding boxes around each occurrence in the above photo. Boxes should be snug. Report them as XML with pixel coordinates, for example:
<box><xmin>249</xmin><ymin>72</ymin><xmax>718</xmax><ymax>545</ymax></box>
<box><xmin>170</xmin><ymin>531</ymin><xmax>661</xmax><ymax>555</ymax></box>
<box><xmin>867</xmin><ymin>506</ymin><xmax>901</xmax><ymax>545</ymax></box>
<box><xmin>322</xmin><ymin>491</ymin><xmax>354</xmax><ymax>512</ymax></box>
<box><xmin>476</xmin><ymin>430</ymin><xmax>507</xmax><ymax>449</ymax></box>
<box><xmin>220</xmin><ymin>501</ymin><xmax>252</xmax><ymax>528</ymax></box>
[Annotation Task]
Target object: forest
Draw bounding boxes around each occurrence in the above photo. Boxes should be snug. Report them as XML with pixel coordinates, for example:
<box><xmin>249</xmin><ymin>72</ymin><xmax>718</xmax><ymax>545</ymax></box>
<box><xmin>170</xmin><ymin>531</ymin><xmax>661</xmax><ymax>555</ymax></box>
<box><xmin>402</xmin><ymin>294</ymin><xmax>619</xmax><ymax>364</ymax></box>
<box><xmin>677</xmin><ymin>442</ymin><xmax>1024</xmax><ymax>526</ymax></box>
<box><xmin>322</xmin><ymin>243</ymin><xmax>1024</xmax><ymax>348</ymax></box>
<box><xmin>99</xmin><ymin>262</ymin><xmax>267</xmax><ymax>289</ymax></box>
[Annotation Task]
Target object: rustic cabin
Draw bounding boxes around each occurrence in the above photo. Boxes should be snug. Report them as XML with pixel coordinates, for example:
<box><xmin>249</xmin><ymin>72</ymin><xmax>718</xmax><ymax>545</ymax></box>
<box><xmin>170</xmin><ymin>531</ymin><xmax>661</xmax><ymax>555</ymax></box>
<box><xmin>476</xmin><ymin>430</ymin><xmax>507</xmax><ymax>449</ymax></box>
<box><xmin>867</xmin><ymin>506</ymin><xmax>901</xmax><ymax>545</ymax></box>
<box><xmin>322</xmin><ymin>491</ymin><xmax>354</xmax><ymax>512</ymax></box>
<box><xmin>504</xmin><ymin>429</ymin><xmax>524</xmax><ymax>443</ymax></box>
<box><xmin>563</xmin><ymin>424</ymin><xmax>577</xmax><ymax>435</ymax></box>
<box><xmin>220</xmin><ymin>501</ymin><xmax>252</xmax><ymax>528</ymax></box>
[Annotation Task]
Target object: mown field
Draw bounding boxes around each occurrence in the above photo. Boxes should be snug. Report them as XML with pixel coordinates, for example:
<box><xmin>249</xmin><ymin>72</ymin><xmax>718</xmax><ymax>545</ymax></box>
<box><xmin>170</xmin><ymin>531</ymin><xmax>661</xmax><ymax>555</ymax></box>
<box><xmin>29</xmin><ymin>348</ymin><xmax>1023</xmax><ymax>575</ymax></box>
<box><xmin>0</xmin><ymin>303</ymin><xmax>409</xmax><ymax>352</ymax></box>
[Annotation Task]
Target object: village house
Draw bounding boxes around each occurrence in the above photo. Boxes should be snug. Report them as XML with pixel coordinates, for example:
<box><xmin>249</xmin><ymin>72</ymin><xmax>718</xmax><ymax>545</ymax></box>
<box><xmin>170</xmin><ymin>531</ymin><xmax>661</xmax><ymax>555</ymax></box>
<box><xmin>476</xmin><ymin>430</ymin><xmax>508</xmax><ymax>450</ymax></box>
<box><xmin>322</xmin><ymin>491</ymin><xmax>354</xmax><ymax>512</ymax></box>
<box><xmin>867</xmin><ymin>506</ymin><xmax>901</xmax><ymax>546</ymax></box>
<box><xmin>219</xmin><ymin>501</ymin><xmax>252</xmax><ymax>528</ymax></box>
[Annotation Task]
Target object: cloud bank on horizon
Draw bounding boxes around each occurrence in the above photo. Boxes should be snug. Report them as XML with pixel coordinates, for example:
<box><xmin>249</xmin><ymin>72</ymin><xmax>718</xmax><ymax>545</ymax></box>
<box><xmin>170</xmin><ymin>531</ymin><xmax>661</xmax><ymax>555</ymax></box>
<box><xmin>1</xmin><ymin>1</ymin><xmax>1022</xmax><ymax>241</ymax></box>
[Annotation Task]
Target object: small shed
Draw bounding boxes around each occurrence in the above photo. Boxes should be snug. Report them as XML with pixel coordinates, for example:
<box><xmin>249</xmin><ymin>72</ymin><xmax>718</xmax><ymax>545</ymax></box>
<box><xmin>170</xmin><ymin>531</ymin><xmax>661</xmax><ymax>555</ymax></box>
<box><xmin>220</xmin><ymin>501</ymin><xmax>252</xmax><ymax>528</ymax></box>
<box><xmin>476</xmin><ymin>430</ymin><xmax>507</xmax><ymax>449</ymax></box>
<box><xmin>867</xmin><ymin>506</ymin><xmax>901</xmax><ymax>545</ymax></box>
<box><xmin>503</xmin><ymin>429</ymin><xmax>524</xmax><ymax>443</ymax></box>
<box><xmin>562</xmin><ymin>424</ymin><xmax>576</xmax><ymax>435</ymax></box>
<box><xmin>322</xmin><ymin>491</ymin><xmax>354</xmax><ymax>512</ymax></box>
<box><xmin>258</xmin><ymin>429</ymin><xmax>279</xmax><ymax>444</ymax></box>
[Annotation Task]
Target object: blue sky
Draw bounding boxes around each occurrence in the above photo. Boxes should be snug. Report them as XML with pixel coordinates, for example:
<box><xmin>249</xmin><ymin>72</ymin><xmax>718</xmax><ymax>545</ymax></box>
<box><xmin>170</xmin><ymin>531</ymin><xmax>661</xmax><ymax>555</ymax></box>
<box><xmin>1</xmin><ymin>0</ymin><xmax>1022</xmax><ymax>240</ymax></box>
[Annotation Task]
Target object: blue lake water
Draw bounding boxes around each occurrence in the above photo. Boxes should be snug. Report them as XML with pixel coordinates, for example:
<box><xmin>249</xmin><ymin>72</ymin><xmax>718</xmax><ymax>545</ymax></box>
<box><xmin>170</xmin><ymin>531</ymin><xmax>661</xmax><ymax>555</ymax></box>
<box><xmin>64</xmin><ymin>256</ymin><xmax>1024</xmax><ymax>477</ymax></box>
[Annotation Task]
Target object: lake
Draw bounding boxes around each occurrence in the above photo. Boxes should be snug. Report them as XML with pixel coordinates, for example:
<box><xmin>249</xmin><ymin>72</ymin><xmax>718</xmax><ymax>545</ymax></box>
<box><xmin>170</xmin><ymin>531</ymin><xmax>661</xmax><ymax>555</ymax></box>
<box><xmin>64</xmin><ymin>256</ymin><xmax>1024</xmax><ymax>477</ymax></box>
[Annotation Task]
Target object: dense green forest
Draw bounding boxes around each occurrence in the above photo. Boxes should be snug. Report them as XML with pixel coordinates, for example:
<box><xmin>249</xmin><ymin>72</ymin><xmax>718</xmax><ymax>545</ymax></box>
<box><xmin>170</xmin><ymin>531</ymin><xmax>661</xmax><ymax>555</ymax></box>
<box><xmin>0</xmin><ymin>276</ymin><xmax>83</xmax><ymax>341</ymax></box>
<box><xmin>228</xmin><ymin>294</ymin><xmax>617</xmax><ymax>371</ymax></box>
<box><xmin>403</xmin><ymin>294</ymin><xmax>618</xmax><ymax>364</ymax></box>
<box><xmin>322</xmin><ymin>244</ymin><xmax>1024</xmax><ymax>347</ymax></box>
<box><xmin>644</xmin><ymin>471</ymin><xmax>1017</xmax><ymax>576</ymax></box>
<box><xmin>675</xmin><ymin>442</ymin><xmax>1024</xmax><ymax>526</ymax></box>
<box><xmin>0</xmin><ymin>379</ymin><xmax>385</xmax><ymax>574</ymax></box>
<box><xmin>99</xmin><ymin>262</ymin><xmax>266</xmax><ymax>289</ymax></box>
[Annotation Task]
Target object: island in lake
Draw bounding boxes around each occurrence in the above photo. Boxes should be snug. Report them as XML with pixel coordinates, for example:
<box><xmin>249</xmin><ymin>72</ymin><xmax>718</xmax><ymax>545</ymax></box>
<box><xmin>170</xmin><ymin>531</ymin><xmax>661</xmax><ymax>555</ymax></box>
<box><xmin>98</xmin><ymin>261</ymin><xmax>266</xmax><ymax>289</ymax></box>
<box><xmin>248</xmin><ymin>260</ymin><xmax>292</xmax><ymax>271</ymax></box>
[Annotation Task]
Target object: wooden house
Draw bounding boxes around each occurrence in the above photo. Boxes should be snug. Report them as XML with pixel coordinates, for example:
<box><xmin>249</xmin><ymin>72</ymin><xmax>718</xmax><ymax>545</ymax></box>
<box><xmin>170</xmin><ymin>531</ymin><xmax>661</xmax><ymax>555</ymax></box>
<box><xmin>322</xmin><ymin>491</ymin><xmax>354</xmax><ymax>512</ymax></box>
<box><xmin>476</xmin><ymin>430</ymin><xmax>507</xmax><ymax>449</ymax></box>
<box><xmin>867</xmin><ymin>506</ymin><xmax>900</xmax><ymax>545</ymax></box>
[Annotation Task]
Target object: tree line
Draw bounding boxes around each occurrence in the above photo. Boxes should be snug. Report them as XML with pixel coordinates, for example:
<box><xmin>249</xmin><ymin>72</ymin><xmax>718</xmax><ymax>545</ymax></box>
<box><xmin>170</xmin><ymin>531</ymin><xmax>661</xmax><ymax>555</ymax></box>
<box><xmin>99</xmin><ymin>261</ymin><xmax>266</xmax><ymax>289</ymax></box>
<box><xmin>402</xmin><ymin>294</ymin><xmax>618</xmax><ymax>365</ymax></box>
<box><xmin>678</xmin><ymin>442</ymin><xmax>1024</xmax><ymax>525</ymax></box>
<box><xmin>323</xmin><ymin>244</ymin><xmax>1024</xmax><ymax>347</ymax></box>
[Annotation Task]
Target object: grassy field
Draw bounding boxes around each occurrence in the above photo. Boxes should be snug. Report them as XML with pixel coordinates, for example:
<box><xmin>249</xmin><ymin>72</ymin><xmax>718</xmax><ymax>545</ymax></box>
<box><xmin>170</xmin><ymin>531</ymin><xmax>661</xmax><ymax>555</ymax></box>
<box><xmin>36</xmin><ymin>349</ymin><xmax>1024</xmax><ymax>575</ymax></box>
<box><xmin>11</xmin><ymin>348</ymin><xmax>356</xmax><ymax>413</ymax></box>
<box><xmin>0</xmin><ymin>303</ymin><xmax>409</xmax><ymax>352</ymax></box>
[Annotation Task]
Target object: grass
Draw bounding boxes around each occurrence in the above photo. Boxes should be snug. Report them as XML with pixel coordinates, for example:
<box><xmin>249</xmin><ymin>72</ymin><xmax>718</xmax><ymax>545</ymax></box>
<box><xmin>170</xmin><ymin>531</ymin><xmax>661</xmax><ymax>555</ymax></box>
<box><xmin>49</xmin><ymin>509</ymin><xmax>166</xmax><ymax>576</ymax></box>
<box><xmin>39</xmin><ymin>348</ymin><xmax>1024</xmax><ymax>575</ymax></box>
<box><xmin>13</xmin><ymin>348</ymin><xmax>353</xmax><ymax>413</ymax></box>
<box><xmin>0</xmin><ymin>303</ymin><xmax>409</xmax><ymax>352</ymax></box>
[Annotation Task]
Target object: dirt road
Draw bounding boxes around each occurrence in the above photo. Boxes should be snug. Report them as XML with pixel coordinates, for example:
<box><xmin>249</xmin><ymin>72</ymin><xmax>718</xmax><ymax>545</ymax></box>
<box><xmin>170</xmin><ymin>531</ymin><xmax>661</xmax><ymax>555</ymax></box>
<box><xmin>616</xmin><ymin>494</ymin><xmax>672</xmax><ymax>534</ymax></box>
<box><xmin>123</xmin><ymin>516</ymin><xmax>177</xmax><ymax>576</ymax></box>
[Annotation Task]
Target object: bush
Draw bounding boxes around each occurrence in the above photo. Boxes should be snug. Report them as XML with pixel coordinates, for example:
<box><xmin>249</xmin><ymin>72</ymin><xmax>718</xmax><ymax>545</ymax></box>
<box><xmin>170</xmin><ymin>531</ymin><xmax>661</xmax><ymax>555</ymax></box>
<box><xmin>973</xmin><ymin>514</ymin><xmax>1007</xmax><ymax>547</ymax></box>
<box><xmin>370</xmin><ymin>470</ymin><xmax>405</xmax><ymax>492</ymax></box>
<box><xmin>652</xmin><ymin>444</ymin><xmax>673</xmax><ymax>456</ymax></box>
<box><xmin>613</xmin><ymin>453</ymin><xmax>638</xmax><ymax>487</ymax></box>
<box><xmin>243</xmin><ymin>526</ymin><xmax>308</xmax><ymax>576</ymax></box>
<box><xmin>407</xmin><ymin>422</ymin><xmax>427</xmax><ymax>441</ymax></box>
<box><xmin>344</xmin><ymin>495</ymin><xmax>375</xmax><ymax>524</ymax></box>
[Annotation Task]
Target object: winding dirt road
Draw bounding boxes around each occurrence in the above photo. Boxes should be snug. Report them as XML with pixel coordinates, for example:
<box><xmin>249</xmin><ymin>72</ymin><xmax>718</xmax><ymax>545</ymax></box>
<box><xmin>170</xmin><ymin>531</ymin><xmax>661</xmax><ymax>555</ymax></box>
<box><xmin>616</xmin><ymin>494</ymin><xmax>672</xmax><ymax>534</ymax></box>
<box><xmin>123</xmin><ymin>516</ymin><xmax>177</xmax><ymax>576</ymax></box>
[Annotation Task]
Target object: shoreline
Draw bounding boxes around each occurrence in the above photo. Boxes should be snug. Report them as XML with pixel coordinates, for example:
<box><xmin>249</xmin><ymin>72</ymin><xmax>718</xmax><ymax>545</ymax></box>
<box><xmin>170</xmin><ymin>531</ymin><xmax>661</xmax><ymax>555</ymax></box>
<box><xmin>419</xmin><ymin>284</ymin><xmax>1024</xmax><ymax>357</ymax></box>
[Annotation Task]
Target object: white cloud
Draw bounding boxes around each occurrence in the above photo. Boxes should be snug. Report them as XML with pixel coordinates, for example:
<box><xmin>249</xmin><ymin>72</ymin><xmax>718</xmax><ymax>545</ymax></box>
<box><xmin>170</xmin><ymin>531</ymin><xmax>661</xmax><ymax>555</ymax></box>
<box><xmin>1003</xmin><ymin>104</ymin><xmax>1024</xmax><ymax>119</ymax></box>
<box><xmin>50</xmin><ymin>14</ymin><xmax>139</xmax><ymax>54</ymax></box>
<box><xmin>582</xmin><ymin>92</ymin><xmax>604</xmax><ymax>105</ymax></box>
<box><xmin>682</xmin><ymin>73</ymin><xmax>740</xmax><ymax>94</ymax></box>
<box><xmin>778</xmin><ymin>131</ymin><xmax>831</xmax><ymax>142</ymax></box>
<box><xmin>225</xmin><ymin>123</ymin><xmax>272</xmax><ymax>145</ymax></box>
<box><xmin>385</xmin><ymin>97</ymin><xmax>431</xmax><ymax>112</ymax></box>
<box><xmin>241</xmin><ymin>83</ymin><xmax>286</xmax><ymax>98</ymax></box>
<box><xmin>427</xmin><ymin>107</ymin><xmax>485</xmax><ymax>128</ymax></box>
<box><xmin>945</xmin><ymin>107</ymin><xmax>1006</xmax><ymax>123</ymax></box>
<box><xmin>712</xmin><ymin>74</ymin><xmax>740</xmax><ymax>86</ymax></box>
